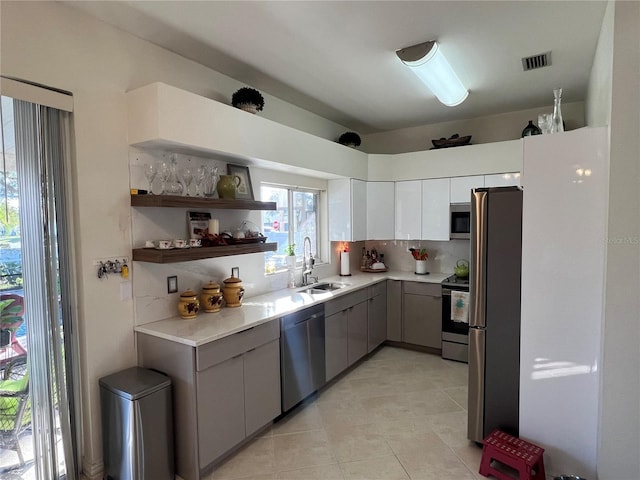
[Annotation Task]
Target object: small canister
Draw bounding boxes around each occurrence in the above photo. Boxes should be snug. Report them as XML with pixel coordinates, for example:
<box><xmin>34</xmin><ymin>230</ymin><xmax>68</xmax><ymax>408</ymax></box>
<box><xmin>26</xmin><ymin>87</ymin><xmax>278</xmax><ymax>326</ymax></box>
<box><xmin>201</xmin><ymin>281</ymin><xmax>223</xmax><ymax>313</ymax></box>
<box><xmin>222</xmin><ymin>272</ymin><xmax>244</xmax><ymax>308</ymax></box>
<box><xmin>178</xmin><ymin>289</ymin><xmax>200</xmax><ymax>319</ymax></box>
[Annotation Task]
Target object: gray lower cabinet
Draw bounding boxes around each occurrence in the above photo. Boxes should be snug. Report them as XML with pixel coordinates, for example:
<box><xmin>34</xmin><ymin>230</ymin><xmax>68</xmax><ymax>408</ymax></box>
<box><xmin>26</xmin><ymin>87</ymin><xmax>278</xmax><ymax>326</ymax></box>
<box><xmin>137</xmin><ymin>320</ymin><xmax>281</xmax><ymax>480</ymax></box>
<box><xmin>324</xmin><ymin>288</ymin><xmax>369</xmax><ymax>382</ymax></box>
<box><xmin>402</xmin><ymin>282</ymin><xmax>442</xmax><ymax>350</ymax></box>
<box><xmin>367</xmin><ymin>282</ymin><xmax>387</xmax><ymax>352</ymax></box>
<box><xmin>325</xmin><ymin>309</ymin><xmax>349</xmax><ymax>382</ymax></box>
<box><xmin>347</xmin><ymin>301</ymin><xmax>368</xmax><ymax>365</ymax></box>
<box><xmin>244</xmin><ymin>339</ymin><xmax>281</xmax><ymax>436</ymax></box>
<box><xmin>386</xmin><ymin>280</ymin><xmax>402</xmax><ymax>342</ymax></box>
<box><xmin>196</xmin><ymin>355</ymin><xmax>244</xmax><ymax>468</ymax></box>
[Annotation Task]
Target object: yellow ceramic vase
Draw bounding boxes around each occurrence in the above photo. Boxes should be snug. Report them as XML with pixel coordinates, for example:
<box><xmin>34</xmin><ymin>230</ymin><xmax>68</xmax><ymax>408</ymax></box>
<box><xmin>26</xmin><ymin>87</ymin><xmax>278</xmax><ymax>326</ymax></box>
<box><xmin>178</xmin><ymin>290</ymin><xmax>200</xmax><ymax>319</ymax></box>
<box><xmin>222</xmin><ymin>274</ymin><xmax>244</xmax><ymax>307</ymax></box>
<box><xmin>201</xmin><ymin>281</ymin><xmax>223</xmax><ymax>313</ymax></box>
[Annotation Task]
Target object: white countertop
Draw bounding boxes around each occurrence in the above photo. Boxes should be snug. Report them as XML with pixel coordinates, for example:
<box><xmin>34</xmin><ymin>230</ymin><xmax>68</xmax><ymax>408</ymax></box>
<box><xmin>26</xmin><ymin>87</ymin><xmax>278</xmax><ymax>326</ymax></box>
<box><xmin>134</xmin><ymin>270</ymin><xmax>451</xmax><ymax>347</ymax></box>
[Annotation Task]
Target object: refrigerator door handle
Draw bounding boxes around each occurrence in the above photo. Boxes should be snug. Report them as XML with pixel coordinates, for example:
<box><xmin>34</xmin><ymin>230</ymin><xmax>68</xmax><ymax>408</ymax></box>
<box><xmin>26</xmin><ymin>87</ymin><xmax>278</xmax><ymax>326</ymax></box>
<box><xmin>467</xmin><ymin>327</ymin><xmax>486</xmax><ymax>443</ymax></box>
<box><xmin>470</xmin><ymin>190</ymin><xmax>487</xmax><ymax>328</ymax></box>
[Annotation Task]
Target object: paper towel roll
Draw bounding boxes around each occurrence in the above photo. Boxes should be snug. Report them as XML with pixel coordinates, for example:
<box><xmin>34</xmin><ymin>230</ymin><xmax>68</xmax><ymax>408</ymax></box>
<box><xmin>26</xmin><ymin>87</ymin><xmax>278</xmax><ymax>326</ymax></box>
<box><xmin>208</xmin><ymin>219</ymin><xmax>219</xmax><ymax>235</ymax></box>
<box><xmin>340</xmin><ymin>251</ymin><xmax>350</xmax><ymax>276</ymax></box>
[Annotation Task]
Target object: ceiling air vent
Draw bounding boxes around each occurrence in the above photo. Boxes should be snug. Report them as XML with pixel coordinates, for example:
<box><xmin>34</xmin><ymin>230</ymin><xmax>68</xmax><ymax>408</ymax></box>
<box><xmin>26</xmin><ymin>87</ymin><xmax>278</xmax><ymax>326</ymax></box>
<box><xmin>522</xmin><ymin>51</ymin><xmax>551</xmax><ymax>71</ymax></box>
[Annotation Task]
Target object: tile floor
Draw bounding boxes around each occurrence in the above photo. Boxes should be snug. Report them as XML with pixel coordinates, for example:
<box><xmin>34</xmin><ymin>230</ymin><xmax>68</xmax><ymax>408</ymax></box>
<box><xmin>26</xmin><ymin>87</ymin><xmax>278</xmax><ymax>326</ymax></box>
<box><xmin>206</xmin><ymin>346</ymin><xmax>486</xmax><ymax>480</ymax></box>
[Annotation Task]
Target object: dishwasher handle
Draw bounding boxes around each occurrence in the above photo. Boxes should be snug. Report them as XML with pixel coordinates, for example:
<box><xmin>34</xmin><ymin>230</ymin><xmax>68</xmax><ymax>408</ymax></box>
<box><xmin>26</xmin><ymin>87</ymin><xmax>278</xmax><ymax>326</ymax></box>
<box><xmin>281</xmin><ymin>304</ymin><xmax>325</xmax><ymax>331</ymax></box>
<box><xmin>294</xmin><ymin>312</ymin><xmax>323</xmax><ymax>325</ymax></box>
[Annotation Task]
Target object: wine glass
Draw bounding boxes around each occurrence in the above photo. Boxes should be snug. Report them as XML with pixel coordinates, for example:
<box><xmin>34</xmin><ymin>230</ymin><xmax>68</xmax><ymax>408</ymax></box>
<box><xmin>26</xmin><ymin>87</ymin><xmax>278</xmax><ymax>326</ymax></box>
<box><xmin>159</xmin><ymin>161</ymin><xmax>170</xmax><ymax>195</ymax></box>
<box><xmin>195</xmin><ymin>165</ymin><xmax>206</xmax><ymax>197</ymax></box>
<box><xmin>181</xmin><ymin>164</ymin><xmax>193</xmax><ymax>196</ymax></box>
<box><xmin>143</xmin><ymin>162</ymin><xmax>158</xmax><ymax>194</ymax></box>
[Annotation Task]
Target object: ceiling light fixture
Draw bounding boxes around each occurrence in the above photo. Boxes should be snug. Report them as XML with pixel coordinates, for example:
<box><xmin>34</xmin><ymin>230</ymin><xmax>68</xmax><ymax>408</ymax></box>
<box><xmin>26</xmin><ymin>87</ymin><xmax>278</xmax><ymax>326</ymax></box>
<box><xmin>396</xmin><ymin>41</ymin><xmax>468</xmax><ymax>107</ymax></box>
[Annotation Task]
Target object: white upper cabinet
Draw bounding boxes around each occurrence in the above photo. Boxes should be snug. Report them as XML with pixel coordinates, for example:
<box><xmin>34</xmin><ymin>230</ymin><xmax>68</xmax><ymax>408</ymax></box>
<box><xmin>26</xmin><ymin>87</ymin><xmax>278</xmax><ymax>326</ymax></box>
<box><xmin>366</xmin><ymin>182</ymin><xmax>395</xmax><ymax>240</ymax></box>
<box><xmin>328</xmin><ymin>178</ymin><xmax>366</xmax><ymax>242</ymax></box>
<box><xmin>484</xmin><ymin>172</ymin><xmax>521</xmax><ymax>188</ymax></box>
<box><xmin>351</xmin><ymin>180</ymin><xmax>367</xmax><ymax>241</ymax></box>
<box><xmin>421</xmin><ymin>178</ymin><xmax>450</xmax><ymax>241</ymax></box>
<box><xmin>450</xmin><ymin>175</ymin><xmax>485</xmax><ymax>203</ymax></box>
<box><xmin>395</xmin><ymin>180</ymin><xmax>422</xmax><ymax>240</ymax></box>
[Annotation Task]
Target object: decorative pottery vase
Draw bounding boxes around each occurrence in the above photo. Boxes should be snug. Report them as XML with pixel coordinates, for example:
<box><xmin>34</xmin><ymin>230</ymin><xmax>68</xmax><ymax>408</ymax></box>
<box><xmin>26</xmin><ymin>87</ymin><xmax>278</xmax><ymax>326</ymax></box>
<box><xmin>178</xmin><ymin>289</ymin><xmax>200</xmax><ymax>319</ymax></box>
<box><xmin>201</xmin><ymin>281</ymin><xmax>223</xmax><ymax>313</ymax></box>
<box><xmin>216</xmin><ymin>175</ymin><xmax>242</xmax><ymax>199</ymax></box>
<box><xmin>521</xmin><ymin>120</ymin><xmax>541</xmax><ymax>137</ymax></box>
<box><xmin>222</xmin><ymin>273</ymin><xmax>245</xmax><ymax>308</ymax></box>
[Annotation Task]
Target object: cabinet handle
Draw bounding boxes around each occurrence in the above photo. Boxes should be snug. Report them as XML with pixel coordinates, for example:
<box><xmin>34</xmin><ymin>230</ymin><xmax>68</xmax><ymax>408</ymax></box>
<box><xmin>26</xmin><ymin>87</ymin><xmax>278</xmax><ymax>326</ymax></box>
<box><xmin>246</xmin><ymin>348</ymin><xmax>256</xmax><ymax>353</ymax></box>
<box><xmin>236</xmin><ymin>326</ymin><xmax>255</xmax><ymax>335</ymax></box>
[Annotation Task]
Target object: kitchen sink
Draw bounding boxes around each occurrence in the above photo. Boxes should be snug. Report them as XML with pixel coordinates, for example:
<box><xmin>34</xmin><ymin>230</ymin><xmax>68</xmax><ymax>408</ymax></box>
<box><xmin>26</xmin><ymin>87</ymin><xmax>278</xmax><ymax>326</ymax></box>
<box><xmin>300</xmin><ymin>282</ymin><xmax>347</xmax><ymax>295</ymax></box>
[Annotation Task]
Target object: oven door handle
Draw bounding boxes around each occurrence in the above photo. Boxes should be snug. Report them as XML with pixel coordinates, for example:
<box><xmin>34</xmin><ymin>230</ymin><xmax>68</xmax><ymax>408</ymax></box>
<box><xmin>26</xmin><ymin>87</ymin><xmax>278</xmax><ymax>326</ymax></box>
<box><xmin>442</xmin><ymin>288</ymin><xmax>452</xmax><ymax>296</ymax></box>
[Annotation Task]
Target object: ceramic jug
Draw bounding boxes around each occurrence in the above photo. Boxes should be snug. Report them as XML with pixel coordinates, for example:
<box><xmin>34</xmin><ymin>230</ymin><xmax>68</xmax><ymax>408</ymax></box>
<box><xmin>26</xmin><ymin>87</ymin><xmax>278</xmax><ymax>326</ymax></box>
<box><xmin>201</xmin><ymin>281</ymin><xmax>223</xmax><ymax>313</ymax></box>
<box><xmin>178</xmin><ymin>289</ymin><xmax>200</xmax><ymax>319</ymax></box>
<box><xmin>216</xmin><ymin>175</ymin><xmax>242</xmax><ymax>199</ymax></box>
<box><xmin>222</xmin><ymin>272</ymin><xmax>245</xmax><ymax>307</ymax></box>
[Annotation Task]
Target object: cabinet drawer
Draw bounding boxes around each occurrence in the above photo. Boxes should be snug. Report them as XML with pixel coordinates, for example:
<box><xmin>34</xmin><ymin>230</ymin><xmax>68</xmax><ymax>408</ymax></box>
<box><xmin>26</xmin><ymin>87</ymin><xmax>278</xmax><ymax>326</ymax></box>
<box><xmin>325</xmin><ymin>289</ymin><xmax>369</xmax><ymax>316</ymax></box>
<box><xmin>368</xmin><ymin>281</ymin><xmax>386</xmax><ymax>298</ymax></box>
<box><xmin>196</xmin><ymin>320</ymin><xmax>280</xmax><ymax>371</ymax></box>
<box><xmin>403</xmin><ymin>281</ymin><xmax>441</xmax><ymax>297</ymax></box>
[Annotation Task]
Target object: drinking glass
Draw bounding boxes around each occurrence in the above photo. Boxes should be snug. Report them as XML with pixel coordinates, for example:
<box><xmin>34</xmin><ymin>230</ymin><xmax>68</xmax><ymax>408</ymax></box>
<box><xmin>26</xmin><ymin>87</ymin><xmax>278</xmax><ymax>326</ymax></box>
<box><xmin>195</xmin><ymin>165</ymin><xmax>206</xmax><ymax>197</ymax></box>
<box><xmin>159</xmin><ymin>161</ymin><xmax>170</xmax><ymax>195</ymax></box>
<box><xmin>143</xmin><ymin>162</ymin><xmax>158</xmax><ymax>194</ymax></box>
<box><xmin>181</xmin><ymin>164</ymin><xmax>193</xmax><ymax>196</ymax></box>
<box><xmin>205</xmin><ymin>166</ymin><xmax>220</xmax><ymax>197</ymax></box>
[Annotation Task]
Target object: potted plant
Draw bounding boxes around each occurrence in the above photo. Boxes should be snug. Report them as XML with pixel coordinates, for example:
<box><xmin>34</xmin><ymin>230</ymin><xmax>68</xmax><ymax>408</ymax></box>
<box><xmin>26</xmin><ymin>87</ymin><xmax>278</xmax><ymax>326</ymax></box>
<box><xmin>285</xmin><ymin>244</ymin><xmax>296</xmax><ymax>268</ymax></box>
<box><xmin>338</xmin><ymin>131</ymin><xmax>361</xmax><ymax>148</ymax></box>
<box><xmin>231</xmin><ymin>87</ymin><xmax>265</xmax><ymax>114</ymax></box>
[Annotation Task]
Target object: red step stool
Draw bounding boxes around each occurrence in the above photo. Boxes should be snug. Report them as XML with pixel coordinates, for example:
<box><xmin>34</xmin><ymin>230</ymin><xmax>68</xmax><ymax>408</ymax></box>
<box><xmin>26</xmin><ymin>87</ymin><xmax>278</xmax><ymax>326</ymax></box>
<box><xmin>479</xmin><ymin>430</ymin><xmax>546</xmax><ymax>480</ymax></box>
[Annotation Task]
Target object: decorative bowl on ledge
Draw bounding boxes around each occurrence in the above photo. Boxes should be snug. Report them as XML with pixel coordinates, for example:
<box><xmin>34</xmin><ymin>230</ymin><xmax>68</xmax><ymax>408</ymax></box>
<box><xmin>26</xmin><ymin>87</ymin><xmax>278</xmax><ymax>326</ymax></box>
<box><xmin>431</xmin><ymin>134</ymin><xmax>472</xmax><ymax>149</ymax></box>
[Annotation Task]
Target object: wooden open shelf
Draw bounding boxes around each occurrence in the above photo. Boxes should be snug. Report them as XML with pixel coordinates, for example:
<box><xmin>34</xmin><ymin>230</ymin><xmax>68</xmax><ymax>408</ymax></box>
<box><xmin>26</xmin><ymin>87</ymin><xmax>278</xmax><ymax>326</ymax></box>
<box><xmin>132</xmin><ymin>243</ymin><xmax>278</xmax><ymax>263</ymax></box>
<box><xmin>131</xmin><ymin>194</ymin><xmax>276</xmax><ymax>210</ymax></box>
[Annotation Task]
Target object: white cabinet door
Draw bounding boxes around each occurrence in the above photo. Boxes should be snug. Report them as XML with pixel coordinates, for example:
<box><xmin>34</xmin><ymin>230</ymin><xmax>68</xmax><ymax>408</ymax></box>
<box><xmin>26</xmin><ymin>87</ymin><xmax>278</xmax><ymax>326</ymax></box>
<box><xmin>351</xmin><ymin>179</ymin><xmax>367</xmax><ymax>241</ymax></box>
<box><xmin>395</xmin><ymin>180</ymin><xmax>421</xmax><ymax>240</ymax></box>
<box><xmin>328</xmin><ymin>178</ymin><xmax>367</xmax><ymax>241</ymax></box>
<box><xmin>484</xmin><ymin>172</ymin><xmax>521</xmax><ymax>188</ymax></box>
<box><xmin>450</xmin><ymin>175</ymin><xmax>484</xmax><ymax>203</ymax></box>
<box><xmin>367</xmin><ymin>182</ymin><xmax>395</xmax><ymax>240</ymax></box>
<box><xmin>421</xmin><ymin>178</ymin><xmax>450</xmax><ymax>240</ymax></box>
<box><xmin>328</xmin><ymin>178</ymin><xmax>350</xmax><ymax>241</ymax></box>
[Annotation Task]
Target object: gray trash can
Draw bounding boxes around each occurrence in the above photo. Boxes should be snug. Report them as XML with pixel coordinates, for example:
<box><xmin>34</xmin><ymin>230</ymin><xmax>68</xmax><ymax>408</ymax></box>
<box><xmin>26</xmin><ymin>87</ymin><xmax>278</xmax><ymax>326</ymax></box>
<box><xmin>99</xmin><ymin>367</ymin><xmax>174</xmax><ymax>480</ymax></box>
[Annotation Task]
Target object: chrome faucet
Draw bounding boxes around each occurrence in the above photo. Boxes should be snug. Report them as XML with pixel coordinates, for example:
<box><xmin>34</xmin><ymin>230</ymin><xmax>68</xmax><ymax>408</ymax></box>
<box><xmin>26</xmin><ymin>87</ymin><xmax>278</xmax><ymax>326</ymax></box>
<box><xmin>302</xmin><ymin>236</ymin><xmax>317</xmax><ymax>285</ymax></box>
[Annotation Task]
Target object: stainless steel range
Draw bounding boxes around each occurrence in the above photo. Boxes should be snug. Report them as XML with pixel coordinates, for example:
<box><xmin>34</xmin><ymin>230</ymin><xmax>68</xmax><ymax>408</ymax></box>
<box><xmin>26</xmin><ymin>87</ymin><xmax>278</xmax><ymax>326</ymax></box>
<box><xmin>441</xmin><ymin>274</ymin><xmax>469</xmax><ymax>363</ymax></box>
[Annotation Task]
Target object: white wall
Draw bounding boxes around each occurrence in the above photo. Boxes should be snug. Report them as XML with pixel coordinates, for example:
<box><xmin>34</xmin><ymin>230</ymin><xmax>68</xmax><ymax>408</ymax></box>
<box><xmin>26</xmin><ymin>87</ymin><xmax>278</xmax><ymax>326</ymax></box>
<box><xmin>597</xmin><ymin>2</ymin><xmax>640</xmax><ymax>478</ymax></box>
<box><xmin>586</xmin><ymin>1</ymin><xmax>614</xmax><ymax>128</ymax></box>
<box><xmin>361</xmin><ymin>102</ymin><xmax>585</xmax><ymax>154</ymax></box>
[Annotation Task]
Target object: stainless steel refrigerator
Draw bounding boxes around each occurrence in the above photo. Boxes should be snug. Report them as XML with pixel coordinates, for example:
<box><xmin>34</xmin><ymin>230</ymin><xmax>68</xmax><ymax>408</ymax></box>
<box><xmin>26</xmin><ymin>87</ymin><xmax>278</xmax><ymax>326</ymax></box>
<box><xmin>467</xmin><ymin>186</ymin><xmax>522</xmax><ymax>443</ymax></box>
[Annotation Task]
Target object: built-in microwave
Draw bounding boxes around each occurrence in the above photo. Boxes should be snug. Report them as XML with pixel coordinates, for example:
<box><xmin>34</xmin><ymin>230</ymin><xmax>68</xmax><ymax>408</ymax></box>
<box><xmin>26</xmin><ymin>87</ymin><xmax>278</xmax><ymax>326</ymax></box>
<box><xmin>450</xmin><ymin>203</ymin><xmax>470</xmax><ymax>239</ymax></box>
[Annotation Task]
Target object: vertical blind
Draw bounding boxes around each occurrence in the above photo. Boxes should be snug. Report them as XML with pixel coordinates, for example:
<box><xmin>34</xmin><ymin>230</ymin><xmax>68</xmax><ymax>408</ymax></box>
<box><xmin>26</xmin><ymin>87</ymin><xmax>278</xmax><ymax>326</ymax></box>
<box><xmin>13</xmin><ymin>98</ymin><xmax>80</xmax><ymax>479</ymax></box>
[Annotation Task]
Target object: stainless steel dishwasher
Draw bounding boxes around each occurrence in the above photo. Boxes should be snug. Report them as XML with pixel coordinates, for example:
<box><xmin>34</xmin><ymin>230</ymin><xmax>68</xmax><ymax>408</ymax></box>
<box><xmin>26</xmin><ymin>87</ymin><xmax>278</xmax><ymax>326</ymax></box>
<box><xmin>280</xmin><ymin>303</ymin><xmax>325</xmax><ymax>412</ymax></box>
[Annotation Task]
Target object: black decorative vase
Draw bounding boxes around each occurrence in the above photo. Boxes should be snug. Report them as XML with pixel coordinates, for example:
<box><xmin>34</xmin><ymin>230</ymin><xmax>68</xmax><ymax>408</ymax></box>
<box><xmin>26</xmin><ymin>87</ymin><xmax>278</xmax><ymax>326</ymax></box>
<box><xmin>521</xmin><ymin>120</ymin><xmax>542</xmax><ymax>137</ymax></box>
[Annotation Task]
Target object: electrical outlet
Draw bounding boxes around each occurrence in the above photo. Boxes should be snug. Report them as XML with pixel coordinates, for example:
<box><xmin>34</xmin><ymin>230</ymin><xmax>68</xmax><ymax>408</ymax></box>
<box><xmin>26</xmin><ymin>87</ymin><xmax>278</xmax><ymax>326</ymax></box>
<box><xmin>167</xmin><ymin>276</ymin><xmax>178</xmax><ymax>294</ymax></box>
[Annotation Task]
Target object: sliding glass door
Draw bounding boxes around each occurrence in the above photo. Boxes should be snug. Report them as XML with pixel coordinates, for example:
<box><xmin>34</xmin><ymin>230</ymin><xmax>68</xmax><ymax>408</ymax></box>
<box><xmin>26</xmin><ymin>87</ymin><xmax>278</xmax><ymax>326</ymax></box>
<box><xmin>0</xmin><ymin>94</ymin><xmax>79</xmax><ymax>479</ymax></box>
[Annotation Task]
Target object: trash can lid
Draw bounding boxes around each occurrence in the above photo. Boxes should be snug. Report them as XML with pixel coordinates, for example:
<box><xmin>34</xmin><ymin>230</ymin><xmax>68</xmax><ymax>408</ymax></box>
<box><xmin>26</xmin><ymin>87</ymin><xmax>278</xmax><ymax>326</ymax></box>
<box><xmin>99</xmin><ymin>366</ymin><xmax>171</xmax><ymax>400</ymax></box>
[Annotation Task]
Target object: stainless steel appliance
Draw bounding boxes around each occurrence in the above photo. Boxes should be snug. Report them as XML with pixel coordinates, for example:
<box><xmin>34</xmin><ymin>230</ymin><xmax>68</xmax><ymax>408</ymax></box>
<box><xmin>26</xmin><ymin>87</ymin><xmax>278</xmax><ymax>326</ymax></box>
<box><xmin>450</xmin><ymin>203</ymin><xmax>471</xmax><ymax>239</ymax></box>
<box><xmin>468</xmin><ymin>186</ymin><xmax>522</xmax><ymax>443</ymax></box>
<box><xmin>441</xmin><ymin>274</ymin><xmax>469</xmax><ymax>363</ymax></box>
<box><xmin>280</xmin><ymin>304</ymin><xmax>325</xmax><ymax>412</ymax></box>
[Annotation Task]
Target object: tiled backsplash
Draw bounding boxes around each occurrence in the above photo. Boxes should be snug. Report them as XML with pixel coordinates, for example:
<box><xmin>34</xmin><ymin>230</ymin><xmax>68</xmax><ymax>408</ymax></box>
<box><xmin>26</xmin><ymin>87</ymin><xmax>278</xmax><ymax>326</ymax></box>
<box><xmin>363</xmin><ymin>239</ymin><xmax>471</xmax><ymax>274</ymax></box>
